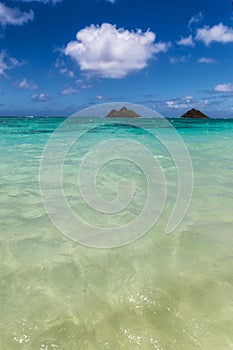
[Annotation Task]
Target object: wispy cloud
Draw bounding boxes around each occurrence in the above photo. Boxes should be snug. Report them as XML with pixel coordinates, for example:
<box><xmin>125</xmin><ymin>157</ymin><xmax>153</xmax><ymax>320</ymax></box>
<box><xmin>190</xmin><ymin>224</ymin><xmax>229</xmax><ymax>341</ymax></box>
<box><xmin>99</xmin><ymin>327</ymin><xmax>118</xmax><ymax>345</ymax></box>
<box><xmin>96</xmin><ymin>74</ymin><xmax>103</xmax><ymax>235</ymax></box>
<box><xmin>188</xmin><ymin>12</ymin><xmax>203</xmax><ymax>28</ymax></box>
<box><xmin>0</xmin><ymin>2</ymin><xmax>34</xmax><ymax>27</ymax></box>
<box><xmin>0</xmin><ymin>50</ymin><xmax>24</xmax><ymax>76</ymax></box>
<box><xmin>198</xmin><ymin>57</ymin><xmax>217</xmax><ymax>64</ymax></box>
<box><xmin>137</xmin><ymin>92</ymin><xmax>223</xmax><ymax>116</ymax></box>
<box><xmin>166</xmin><ymin>95</ymin><xmax>194</xmax><ymax>109</ymax></box>
<box><xmin>14</xmin><ymin>78</ymin><xmax>38</xmax><ymax>90</ymax></box>
<box><xmin>196</xmin><ymin>23</ymin><xmax>233</xmax><ymax>45</ymax></box>
<box><xmin>76</xmin><ymin>79</ymin><xmax>92</xmax><ymax>90</ymax></box>
<box><xmin>31</xmin><ymin>93</ymin><xmax>50</xmax><ymax>101</ymax></box>
<box><xmin>169</xmin><ymin>55</ymin><xmax>190</xmax><ymax>64</ymax></box>
<box><xmin>64</xmin><ymin>23</ymin><xmax>170</xmax><ymax>78</ymax></box>
<box><xmin>59</xmin><ymin>68</ymin><xmax>74</xmax><ymax>77</ymax></box>
<box><xmin>61</xmin><ymin>87</ymin><xmax>78</xmax><ymax>95</ymax></box>
<box><xmin>96</xmin><ymin>95</ymin><xmax>105</xmax><ymax>100</ymax></box>
<box><xmin>54</xmin><ymin>58</ymin><xmax>74</xmax><ymax>78</ymax></box>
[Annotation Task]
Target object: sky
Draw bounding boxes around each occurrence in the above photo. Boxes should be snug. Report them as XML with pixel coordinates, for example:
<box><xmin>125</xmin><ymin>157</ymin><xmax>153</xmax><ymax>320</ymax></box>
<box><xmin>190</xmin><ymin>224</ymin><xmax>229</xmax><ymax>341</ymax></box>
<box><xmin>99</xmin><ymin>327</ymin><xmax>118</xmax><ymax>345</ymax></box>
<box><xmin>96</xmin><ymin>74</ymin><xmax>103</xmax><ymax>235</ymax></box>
<box><xmin>0</xmin><ymin>0</ymin><xmax>233</xmax><ymax>117</ymax></box>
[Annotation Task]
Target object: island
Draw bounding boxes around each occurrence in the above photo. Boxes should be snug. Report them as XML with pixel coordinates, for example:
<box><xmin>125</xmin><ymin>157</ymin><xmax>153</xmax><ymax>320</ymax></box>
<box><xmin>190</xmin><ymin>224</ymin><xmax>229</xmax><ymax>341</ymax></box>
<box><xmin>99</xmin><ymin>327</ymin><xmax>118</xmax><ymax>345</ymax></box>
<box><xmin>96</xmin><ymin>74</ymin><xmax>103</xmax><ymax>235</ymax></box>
<box><xmin>181</xmin><ymin>108</ymin><xmax>209</xmax><ymax>119</ymax></box>
<box><xmin>106</xmin><ymin>107</ymin><xmax>141</xmax><ymax>118</ymax></box>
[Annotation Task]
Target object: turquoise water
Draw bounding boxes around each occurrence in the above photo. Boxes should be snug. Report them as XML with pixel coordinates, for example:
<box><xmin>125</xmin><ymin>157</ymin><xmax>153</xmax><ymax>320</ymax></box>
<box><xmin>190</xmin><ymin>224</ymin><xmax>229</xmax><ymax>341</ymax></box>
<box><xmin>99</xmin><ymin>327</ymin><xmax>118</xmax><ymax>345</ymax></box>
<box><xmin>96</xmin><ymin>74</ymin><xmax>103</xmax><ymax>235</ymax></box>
<box><xmin>0</xmin><ymin>117</ymin><xmax>233</xmax><ymax>349</ymax></box>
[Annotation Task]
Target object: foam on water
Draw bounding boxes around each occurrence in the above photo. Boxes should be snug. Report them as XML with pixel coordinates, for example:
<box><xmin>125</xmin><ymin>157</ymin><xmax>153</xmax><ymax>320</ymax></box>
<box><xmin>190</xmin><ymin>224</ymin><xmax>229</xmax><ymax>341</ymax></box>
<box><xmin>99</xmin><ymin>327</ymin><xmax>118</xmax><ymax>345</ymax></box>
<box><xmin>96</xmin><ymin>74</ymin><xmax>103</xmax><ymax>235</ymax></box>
<box><xmin>0</xmin><ymin>117</ymin><xmax>233</xmax><ymax>349</ymax></box>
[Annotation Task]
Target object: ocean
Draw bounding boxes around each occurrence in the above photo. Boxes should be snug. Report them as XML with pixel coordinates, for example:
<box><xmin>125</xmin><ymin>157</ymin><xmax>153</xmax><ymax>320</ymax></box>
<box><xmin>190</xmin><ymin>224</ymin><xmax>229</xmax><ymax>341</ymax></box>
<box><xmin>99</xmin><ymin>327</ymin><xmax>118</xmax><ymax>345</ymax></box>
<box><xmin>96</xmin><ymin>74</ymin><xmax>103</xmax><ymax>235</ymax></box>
<box><xmin>0</xmin><ymin>116</ymin><xmax>233</xmax><ymax>349</ymax></box>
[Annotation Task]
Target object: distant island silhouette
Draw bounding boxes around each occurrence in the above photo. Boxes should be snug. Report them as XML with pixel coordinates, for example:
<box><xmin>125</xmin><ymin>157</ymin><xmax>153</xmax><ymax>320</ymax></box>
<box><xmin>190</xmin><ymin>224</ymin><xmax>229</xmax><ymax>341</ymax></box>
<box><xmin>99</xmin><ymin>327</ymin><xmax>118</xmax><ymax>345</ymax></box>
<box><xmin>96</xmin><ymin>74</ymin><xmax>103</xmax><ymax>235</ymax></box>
<box><xmin>106</xmin><ymin>107</ymin><xmax>141</xmax><ymax>118</ymax></box>
<box><xmin>180</xmin><ymin>108</ymin><xmax>209</xmax><ymax>119</ymax></box>
<box><xmin>106</xmin><ymin>106</ymin><xmax>210</xmax><ymax>119</ymax></box>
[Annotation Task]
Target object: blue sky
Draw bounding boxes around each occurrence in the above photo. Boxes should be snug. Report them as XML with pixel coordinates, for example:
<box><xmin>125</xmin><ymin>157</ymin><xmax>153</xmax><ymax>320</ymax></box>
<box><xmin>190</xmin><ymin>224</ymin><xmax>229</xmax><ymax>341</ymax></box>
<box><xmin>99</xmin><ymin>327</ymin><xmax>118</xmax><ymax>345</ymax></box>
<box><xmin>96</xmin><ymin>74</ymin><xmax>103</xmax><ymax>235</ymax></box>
<box><xmin>0</xmin><ymin>0</ymin><xmax>233</xmax><ymax>117</ymax></box>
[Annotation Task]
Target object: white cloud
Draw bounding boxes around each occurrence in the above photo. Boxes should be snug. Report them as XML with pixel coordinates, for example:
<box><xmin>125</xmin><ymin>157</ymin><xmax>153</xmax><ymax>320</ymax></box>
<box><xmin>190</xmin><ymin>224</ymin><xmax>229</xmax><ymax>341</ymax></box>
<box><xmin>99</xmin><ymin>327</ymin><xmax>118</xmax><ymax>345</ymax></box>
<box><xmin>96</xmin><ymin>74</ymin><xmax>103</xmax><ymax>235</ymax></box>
<box><xmin>31</xmin><ymin>93</ymin><xmax>50</xmax><ymax>101</ymax></box>
<box><xmin>61</xmin><ymin>87</ymin><xmax>77</xmax><ymax>95</ymax></box>
<box><xmin>54</xmin><ymin>58</ymin><xmax>74</xmax><ymax>77</ymax></box>
<box><xmin>64</xmin><ymin>23</ymin><xmax>170</xmax><ymax>78</ymax></box>
<box><xmin>188</xmin><ymin>12</ymin><xmax>203</xmax><ymax>28</ymax></box>
<box><xmin>177</xmin><ymin>35</ymin><xmax>195</xmax><ymax>47</ymax></box>
<box><xmin>59</xmin><ymin>67</ymin><xmax>74</xmax><ymax>77</ymax></box>
<box><xmin>153</xmin><ymin>41</ymin><xmax>171</xmax><ymax>53</ymax></box>
<box><xmin>196</xmin><ymin>23</ymin><xmax>233</xmax><ymax>45</ymax></box>
<box><xmin>214</xmin><ymin>83</ymin><xmax>233</xmax><ymax>93</ymax></box>
<box><xmin>96</xmin><ymin>95</ymin><xmax>105</xmax><ymax>100</ymax></box>
<box><xmin>76</xmin><ymin>79</ymin><xmax>92</xmax><ymax>89</ymax></box>
<box><xmin>169</xmin><ymin>55</ymin><xmax>190</xmax><ymax>64</ymax></box>
<box><xmin>0</xmin><ymin>2</ymin><xmax>34</xmax><ymax>26</ymax></box>
<box><xmin>15</xmin><ymin>78</ymin><xmax>38</xmax><ymax>90</ymax></box>
<box><xmin>166</xmin><ymin>95</ymin><xmax>193</xmax><ymax>109</ymax></box>
<box><xmin>105</xmin><ymin>0</ymin><xmax>115</xmax><ymax>3</ymax></box>
<box><xmin>198</xmin><ymin>57</ymin><xmax>217</xmax><ymax>64</ymax></box>
<box><xmin>0</xmin><ymin>50</ymin><xmax>24</xmax><ymax>76</ymax></box>
<box><xmin>183</xmin><ymin>95</ymin><xmax>193</xmax><ymax>103</ymax></box>
<box><xmin>166</xmin><ymin>101</ymin><xmax>188</xmax><ymax>109</ymax></box>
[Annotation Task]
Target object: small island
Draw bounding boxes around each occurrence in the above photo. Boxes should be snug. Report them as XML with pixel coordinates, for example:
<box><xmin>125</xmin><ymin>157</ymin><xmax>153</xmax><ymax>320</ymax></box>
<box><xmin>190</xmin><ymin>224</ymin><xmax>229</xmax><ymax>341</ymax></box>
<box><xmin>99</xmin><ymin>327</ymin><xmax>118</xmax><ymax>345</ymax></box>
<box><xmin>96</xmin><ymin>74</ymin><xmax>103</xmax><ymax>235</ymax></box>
<box><xmin>106</xmin><ymin>107</ymin><xmax>141</xmax><ymax>118</ymax></box>
<box><xmin>181</xmin><ymin>108</ymin><xmax>209</xmax><ymax>119</ymax></box>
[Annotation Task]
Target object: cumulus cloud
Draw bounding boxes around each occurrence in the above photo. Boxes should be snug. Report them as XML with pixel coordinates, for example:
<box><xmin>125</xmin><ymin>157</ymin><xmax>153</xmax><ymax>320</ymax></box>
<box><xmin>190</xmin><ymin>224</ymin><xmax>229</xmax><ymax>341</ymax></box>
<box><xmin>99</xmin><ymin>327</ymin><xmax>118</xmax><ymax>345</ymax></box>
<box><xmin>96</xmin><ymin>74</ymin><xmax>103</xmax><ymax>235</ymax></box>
<box><xmin>15</xmin><ymin>78</ymin><xmax>38</xmax><ymax>90</ymax></box>
<box><xmin>0</xmin><ymin>2</ymin><xmax>34</xmax><ymax>26</ymax></box>
<box><xmin>0</xmin><ymin>50</ymin><xmax>24</xmax><ymax>76</ymax></box>
<box><xmin>176</xmin><ymin>35</ymin><xmax>195</xmax><ymax>47</ymax></box>
<box><xmin>198</xmin><ymin>57</ymin><xmax>217</xmax><ymax>64</ymax></box>
<box><xmin>196</xmin><ymin>23</ymin><xmax>233</xmax><ymax>45</ymax></box>
<box><xmin>31</xmin><ymin>93</ymin><xmax>50</xmax><ymax>101</ymax></box>
<box><xmin>214</xmin><ymin>83</ymin><xmax>233</xmax><ymax>93</ymax></box>
<box><xmin>64</xmin><ymin>23</ymin><xmax>170</xmax><ymax>78</ymax></box>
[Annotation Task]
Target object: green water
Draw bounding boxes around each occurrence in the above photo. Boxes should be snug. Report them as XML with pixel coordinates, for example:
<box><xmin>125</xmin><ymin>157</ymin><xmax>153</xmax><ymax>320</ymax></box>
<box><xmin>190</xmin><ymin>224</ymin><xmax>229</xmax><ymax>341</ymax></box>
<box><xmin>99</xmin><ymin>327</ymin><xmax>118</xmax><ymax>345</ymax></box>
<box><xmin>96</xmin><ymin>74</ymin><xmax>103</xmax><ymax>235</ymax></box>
<box><xmin>0</xmin><ymin>117</ymin><xmax>233</xmax><ymax>349</ymax></box>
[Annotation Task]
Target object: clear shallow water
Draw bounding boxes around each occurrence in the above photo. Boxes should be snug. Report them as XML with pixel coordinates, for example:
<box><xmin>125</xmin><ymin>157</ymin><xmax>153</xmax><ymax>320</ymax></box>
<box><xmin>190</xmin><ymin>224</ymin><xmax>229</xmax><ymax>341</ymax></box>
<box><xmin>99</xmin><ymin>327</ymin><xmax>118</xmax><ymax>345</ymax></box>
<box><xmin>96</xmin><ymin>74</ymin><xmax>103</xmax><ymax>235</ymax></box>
<box><xmin>0</xmin><ymin>117</ymin><xmax>233</xmax><ymax>349</ymax></box>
